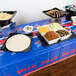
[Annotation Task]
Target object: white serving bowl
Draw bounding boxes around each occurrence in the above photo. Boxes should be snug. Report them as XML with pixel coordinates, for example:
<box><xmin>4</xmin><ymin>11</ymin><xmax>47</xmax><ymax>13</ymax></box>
<box><xmin>56</xmin><ymin>28</ymin><xmax>72</xmax><ymax>41</ymax></box>
<box><xmin>43</xmin><ymin>31</ymin><xmax>60</xmax><ymax>45</ymax></box>
<box><xmin>37</xmin><ymin>25</ymin><xmax>51</xmax><ymax>37</ymax></box>
<box><xmin>23</xmin><ymin>26</ymin><xmax>34</xmax><ymax>34</ymax></box>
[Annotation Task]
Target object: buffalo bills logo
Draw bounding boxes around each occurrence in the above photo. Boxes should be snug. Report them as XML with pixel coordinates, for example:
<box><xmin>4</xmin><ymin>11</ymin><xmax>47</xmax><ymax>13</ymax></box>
<box><xmin>0</xmin><ymin>50</ymin><xmax>5</xmax><ymax>56</ymax></box>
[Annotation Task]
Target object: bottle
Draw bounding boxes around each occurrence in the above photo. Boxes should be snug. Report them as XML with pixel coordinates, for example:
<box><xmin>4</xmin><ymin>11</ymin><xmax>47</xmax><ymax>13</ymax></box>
<box><xmin>10</xmin><ymin>22</ymin><xmax>17</xmax><ymax>34</ymax></box>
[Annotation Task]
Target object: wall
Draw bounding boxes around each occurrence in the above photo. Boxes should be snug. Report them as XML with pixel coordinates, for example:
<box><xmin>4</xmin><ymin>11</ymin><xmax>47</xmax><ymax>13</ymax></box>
<box><xmin>0</xmin><ymin>0</ymin><xmax>75</xmax><ymax>25</ymax></box>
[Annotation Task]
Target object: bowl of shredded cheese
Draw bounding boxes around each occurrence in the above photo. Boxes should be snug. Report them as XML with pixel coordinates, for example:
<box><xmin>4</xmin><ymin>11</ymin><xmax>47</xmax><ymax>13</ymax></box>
<box><xmin>37</xmin><ymin>25</ymin><xmax>51</xmax><ymax>36</ymax></box>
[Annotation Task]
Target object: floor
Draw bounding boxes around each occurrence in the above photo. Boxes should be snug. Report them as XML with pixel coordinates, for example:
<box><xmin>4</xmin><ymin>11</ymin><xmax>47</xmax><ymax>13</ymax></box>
<box><xmin>28</xmin><ymin>55</ymin><xmax>76</xmax><ymax>76</ymax></box>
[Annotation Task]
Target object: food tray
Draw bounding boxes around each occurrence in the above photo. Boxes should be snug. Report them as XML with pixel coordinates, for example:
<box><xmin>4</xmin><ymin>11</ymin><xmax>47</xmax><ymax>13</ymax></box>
<box><xmin>1</xmin><ymin>33</ymin><xmax>33</xmax><ymax>52</ymax></box>
<box><xmin>60</xmin><ymin>33</ymin><xmax>72</xmax><ymax>41</ymax></box>
<box><xmin>55</xmin><ymin>28</ymin><xmax>72</xmax><ymax>41</ymax></box>
<box><xmin>0</xmin><ymin>11</ymin><xmax>17</xmax><ymax>26</ymax></box>
<box><xmin>37</xmin><ymin>25</ymin><xmax>51</xmax><ymax>37</ymax></box>
<box><xmin>44</xmin><ymin>36</ymin><xmax>60</xmax><ymax>45</ymax></box>
<box><xmin>48</xmin><ymin>23</ymin><xmax>63</xmax><ymax>31</ymax></box>
<box><xmin>43</xmin><ymin>8</ymin><xmax>66</xmax><ymax>18</ymax></box>
<box><xmin>44</xmin><ymin>31</ymin><xmax>60</xmax><ymax>45</ymax></box>
<box><xmin>37</xmin><ymin>32</ymin><xmax>76</xmax><ymax>47</ymax></box>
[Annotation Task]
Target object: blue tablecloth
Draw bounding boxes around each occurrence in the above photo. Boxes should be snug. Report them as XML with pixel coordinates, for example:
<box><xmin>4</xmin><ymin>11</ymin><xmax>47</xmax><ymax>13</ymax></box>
<box><xmin>0</xmin><ymin>18</ymin><xmax>76</xmax><ymax>76</ymax></box>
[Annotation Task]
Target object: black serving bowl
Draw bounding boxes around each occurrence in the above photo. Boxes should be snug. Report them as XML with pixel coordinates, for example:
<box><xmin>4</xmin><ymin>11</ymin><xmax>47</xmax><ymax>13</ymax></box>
<box><xmin>43</xmin><ymin>8</ymin><xmax>66</xmax><ymax>18</ymax></box>
<box><xmin>0</xmin><ymin>11</ymin><xmax>17</xmax><ymax>26</ymax></box>
<box><xmin>43</xmin><ymin>8</ymin><xmax>66</xmax><ymax>23</ymax></box>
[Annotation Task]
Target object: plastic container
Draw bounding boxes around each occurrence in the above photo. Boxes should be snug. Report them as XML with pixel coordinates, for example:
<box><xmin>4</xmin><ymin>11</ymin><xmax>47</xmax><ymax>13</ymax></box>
<box><xmin>44</xmin><ymin>31</ymin><xmax>60</xmax><ymax>45</ymax></box>
<box><xmin>37</xmin><ymin>25</ymin><xmax>51</xmax><ymax>37</ymax></box>
<box><xmin>56</xmin><ymin>28</ymin><xmax>72</xmax><ymax>41</ymax></box>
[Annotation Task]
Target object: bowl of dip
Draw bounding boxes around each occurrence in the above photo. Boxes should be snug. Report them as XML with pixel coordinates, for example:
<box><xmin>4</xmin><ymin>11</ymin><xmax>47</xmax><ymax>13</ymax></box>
<box><xmin>23</xmin><ymin>26</ymin><xmax>34</xmax><ymax>34</ymax></box>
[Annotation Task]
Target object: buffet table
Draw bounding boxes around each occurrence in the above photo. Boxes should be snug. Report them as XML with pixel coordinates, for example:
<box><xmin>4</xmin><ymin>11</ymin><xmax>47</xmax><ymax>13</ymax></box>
<box><xmin>0</xmin><ymin>18</ymin><xmax>76</xmax><ymax>76</ymax></box>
